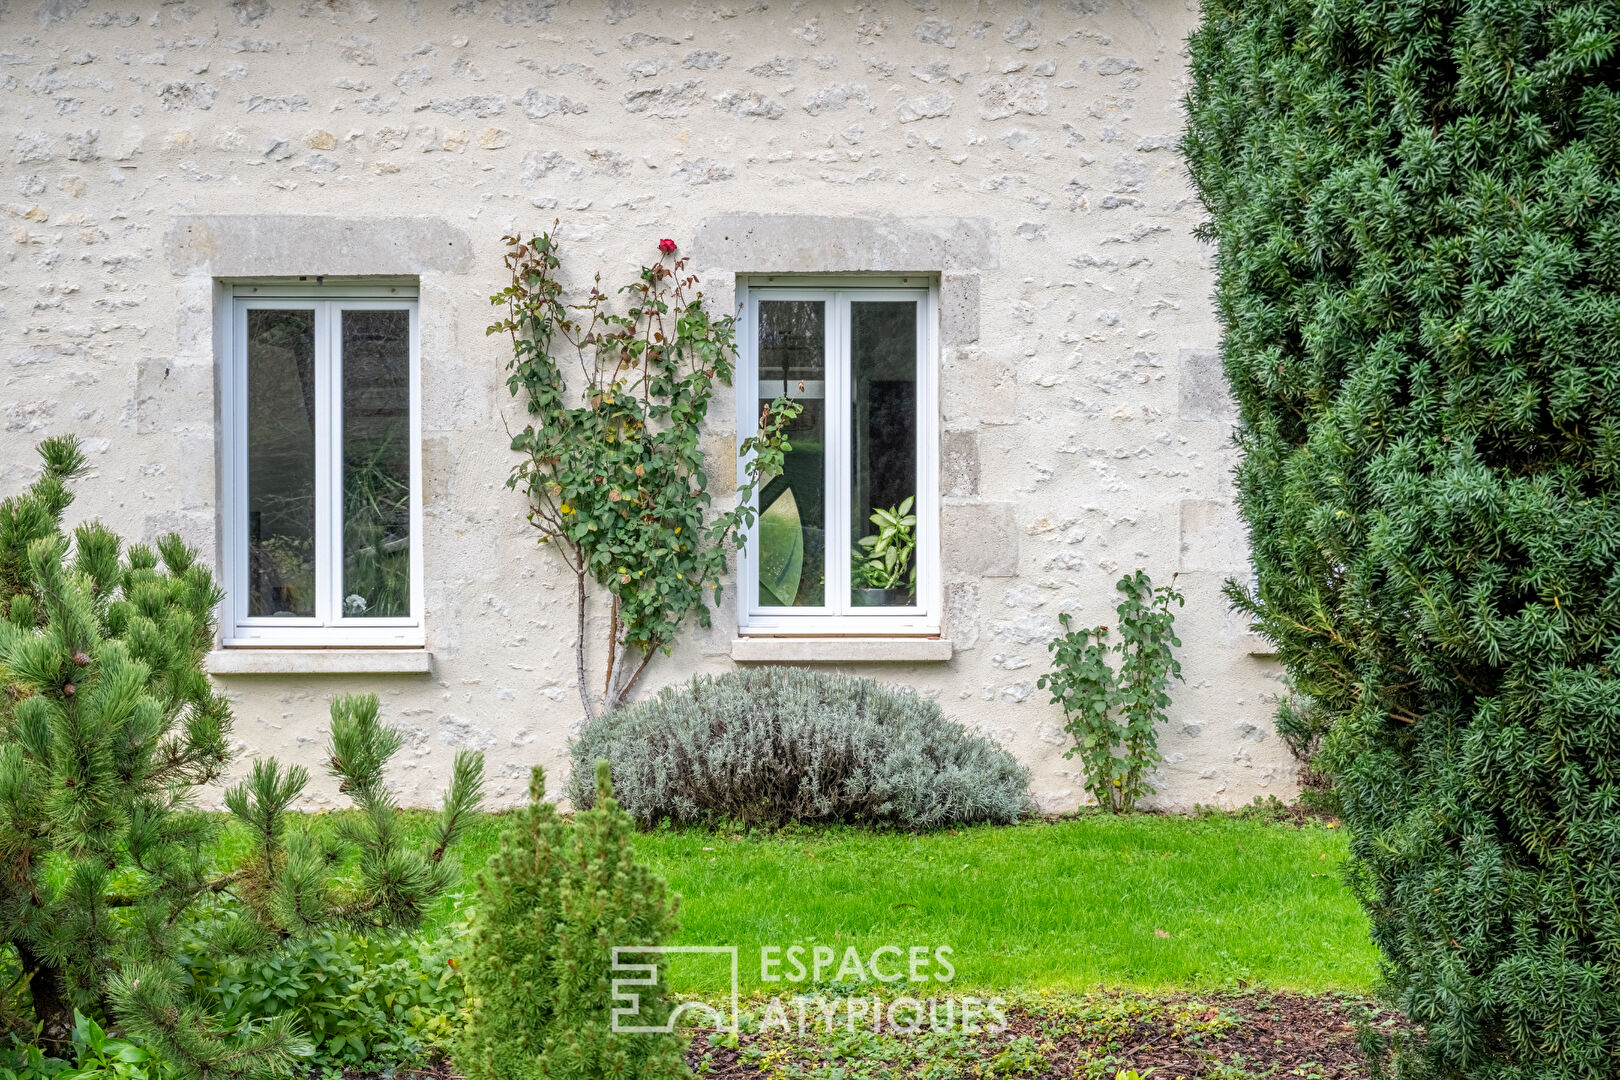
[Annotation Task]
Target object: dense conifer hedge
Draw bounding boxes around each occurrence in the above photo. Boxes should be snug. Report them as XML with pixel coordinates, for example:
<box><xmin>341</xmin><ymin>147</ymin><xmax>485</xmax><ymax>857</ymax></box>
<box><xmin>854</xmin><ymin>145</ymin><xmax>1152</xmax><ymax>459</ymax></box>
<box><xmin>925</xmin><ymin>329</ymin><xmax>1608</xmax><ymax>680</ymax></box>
<box><xmin>1185</xmin><ymin>2</ymin><xmax>1620</xmax><ymax>1075</ymax></box>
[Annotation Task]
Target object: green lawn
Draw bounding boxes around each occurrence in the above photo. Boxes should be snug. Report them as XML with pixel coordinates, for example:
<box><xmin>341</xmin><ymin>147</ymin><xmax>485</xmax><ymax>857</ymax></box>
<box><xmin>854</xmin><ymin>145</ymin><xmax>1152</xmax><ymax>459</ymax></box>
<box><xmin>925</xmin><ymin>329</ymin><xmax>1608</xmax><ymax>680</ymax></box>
<box><xmin>218</xmin><ymin>811</ymin><xmax>1375</xmax><ymax>996</ymax></box>
<box><xmin>302</xmin><ymin>811</ymin><xmax>1375</xmax><ymax>997</ymax></box>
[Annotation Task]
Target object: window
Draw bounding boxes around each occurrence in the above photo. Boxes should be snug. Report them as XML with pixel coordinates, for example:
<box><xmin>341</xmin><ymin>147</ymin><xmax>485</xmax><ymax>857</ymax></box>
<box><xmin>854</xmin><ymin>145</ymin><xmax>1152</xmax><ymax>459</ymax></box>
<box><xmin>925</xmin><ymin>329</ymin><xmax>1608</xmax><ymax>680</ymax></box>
<box><xmin>219</xmin><ymin>282</ymin><xmax>422</xmax><ymax>646</ymax></box>
<box><xmin>736</xmin><ymin>279</ymin><xmax>939</xmax><ymax>635</ymax></box>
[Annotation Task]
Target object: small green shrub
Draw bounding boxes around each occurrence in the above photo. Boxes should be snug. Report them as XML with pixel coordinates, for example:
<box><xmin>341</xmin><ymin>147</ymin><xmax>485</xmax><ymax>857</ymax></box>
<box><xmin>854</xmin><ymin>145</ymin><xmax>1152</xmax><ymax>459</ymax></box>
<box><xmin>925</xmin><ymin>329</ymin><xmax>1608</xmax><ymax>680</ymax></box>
<box><xmin>0</xmin><ymin>1012</ymin><xmax>171</xmax><ymax>1080</ymax></box>
<box><xmin>568</xmin><ymin>668</ymin><xmax>1031</xmax><ymax>828</ymax></box>
<box><xmin>1271</xmin><ymin>692</ymin><xmax>1336</xmax><ymax>815</ymax></box>
<box><xmin>185</xmin><ymin>924</ymin><xmax>467</xmax><ymax>1075</ymax></box>
<box><xmin>989</xmin><ymin>1035</ymin><xmax>1051</xmax><ymax>1077</ymax></box>
<box><xmin>458</xmin><ymin>763</ymin><xmax>688</xmax><ymax>1080</ymax></box>
<box><xmin>1037</xmin><ymin>572</ymin><xmax>1183</xmax><ymax>812</ymax></box>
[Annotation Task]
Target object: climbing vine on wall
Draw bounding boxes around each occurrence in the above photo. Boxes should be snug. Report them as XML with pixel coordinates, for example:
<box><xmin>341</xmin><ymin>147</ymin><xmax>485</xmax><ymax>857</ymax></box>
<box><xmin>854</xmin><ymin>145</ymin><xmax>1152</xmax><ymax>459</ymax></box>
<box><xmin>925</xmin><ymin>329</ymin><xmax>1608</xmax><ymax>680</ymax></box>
<box><xmin>493</xmin><ymin>231</ymin><xmax>798</xmax><ymax>719</ymax></box>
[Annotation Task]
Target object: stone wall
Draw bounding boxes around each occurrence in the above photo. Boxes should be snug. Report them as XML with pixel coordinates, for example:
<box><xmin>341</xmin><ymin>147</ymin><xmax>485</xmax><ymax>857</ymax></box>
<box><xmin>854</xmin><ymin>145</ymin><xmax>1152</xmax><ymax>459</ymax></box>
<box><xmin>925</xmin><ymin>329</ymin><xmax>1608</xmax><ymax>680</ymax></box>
<box><xmin>0</xmin><ymin>0</ymin><xmax>1296</xmax><ymax>809</ymax></box>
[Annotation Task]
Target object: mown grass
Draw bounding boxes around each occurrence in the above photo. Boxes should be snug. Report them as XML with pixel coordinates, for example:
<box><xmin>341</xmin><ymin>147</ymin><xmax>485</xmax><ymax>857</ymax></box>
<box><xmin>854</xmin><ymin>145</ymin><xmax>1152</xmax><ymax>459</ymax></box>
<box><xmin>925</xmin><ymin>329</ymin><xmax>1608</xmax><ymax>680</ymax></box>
<box><xmin>220</xmin><ymin>810</ymin><xmax>1376</xmax><ymax>997</ymax></box>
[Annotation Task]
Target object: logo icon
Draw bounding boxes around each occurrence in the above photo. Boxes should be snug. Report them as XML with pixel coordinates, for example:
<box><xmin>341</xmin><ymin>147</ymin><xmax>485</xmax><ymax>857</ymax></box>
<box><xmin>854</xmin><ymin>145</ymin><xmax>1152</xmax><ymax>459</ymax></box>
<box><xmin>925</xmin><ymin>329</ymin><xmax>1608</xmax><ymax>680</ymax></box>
<box><xmin>610</xmin><ymin>946</ymin><xmax>739</xmax><ymax>1033</ymax></box>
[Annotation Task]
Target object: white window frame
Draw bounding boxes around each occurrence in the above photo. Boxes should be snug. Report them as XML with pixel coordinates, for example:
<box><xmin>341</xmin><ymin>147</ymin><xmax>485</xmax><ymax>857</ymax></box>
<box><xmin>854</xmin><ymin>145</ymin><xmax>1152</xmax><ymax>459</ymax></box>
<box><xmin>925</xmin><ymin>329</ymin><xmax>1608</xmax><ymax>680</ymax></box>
<box><xmin>219</xmin><ymin>280</ymin><xmax>423</xmax><ymax>648</ymax></box>
<box><xmin>735</xmin><ymin>276</ymin><xmax>941</xmax><ymax>637</ymax></box>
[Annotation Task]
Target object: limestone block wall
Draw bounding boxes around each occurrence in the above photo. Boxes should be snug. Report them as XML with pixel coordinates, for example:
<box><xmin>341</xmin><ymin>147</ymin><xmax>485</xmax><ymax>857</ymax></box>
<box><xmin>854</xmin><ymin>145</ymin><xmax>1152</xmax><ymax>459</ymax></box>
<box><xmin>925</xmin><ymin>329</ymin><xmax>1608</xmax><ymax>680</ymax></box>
<box><xmin>0</xmin><ymin>0</ymin><xmax>1296</xmax><ymax>810</ymax></box>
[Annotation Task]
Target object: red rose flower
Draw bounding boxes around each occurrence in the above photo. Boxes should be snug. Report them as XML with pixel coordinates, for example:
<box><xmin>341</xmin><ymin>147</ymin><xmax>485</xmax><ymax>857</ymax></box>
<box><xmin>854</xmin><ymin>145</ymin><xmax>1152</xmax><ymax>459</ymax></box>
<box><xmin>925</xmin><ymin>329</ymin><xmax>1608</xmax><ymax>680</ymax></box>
<box><xmin>658</xmin><ymin>238</ymin><xmax>677</xmax><ymax>254</ymax></box>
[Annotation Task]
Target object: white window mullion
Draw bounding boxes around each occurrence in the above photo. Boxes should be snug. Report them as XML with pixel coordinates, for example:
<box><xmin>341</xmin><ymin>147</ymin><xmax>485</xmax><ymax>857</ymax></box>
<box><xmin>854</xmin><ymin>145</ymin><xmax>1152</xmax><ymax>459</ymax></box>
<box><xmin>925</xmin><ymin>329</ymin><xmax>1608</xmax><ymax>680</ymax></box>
<box><xmin>827</xmin><ymin>292</ymin><xmax>851</xmax><ymax>618</ymax></box>
<box><xmin>227</xmin><ymin>302</ymin><xmax>248</xmax><ymax>635</ymax></box>
<box><xmin>916</xmin><ymin>293</ymin><xmax>939</xmax><ymax>624</ymax></box>
<box><xmin>407</xmin><ymin>304</ymin><xmax>425</xmax><ymax>630</ymax></box>
<box><xmin>314</xmin><ymin>301</ymin><xmax>339</xmax><ymax>626</ymax></box>
<box><xmin>737</xmin><ymin>283</ymin><xmax>760</xmax><ymax>617</ymax></box>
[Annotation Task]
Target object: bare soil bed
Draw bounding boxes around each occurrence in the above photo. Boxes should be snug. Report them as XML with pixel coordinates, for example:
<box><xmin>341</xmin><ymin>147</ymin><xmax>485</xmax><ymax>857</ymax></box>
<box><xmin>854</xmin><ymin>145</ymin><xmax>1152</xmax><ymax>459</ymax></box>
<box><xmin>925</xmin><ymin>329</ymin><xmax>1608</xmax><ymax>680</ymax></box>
<box><xmin>688</xmin><ymin>991</ymin><xmax>1402</xmax><ymax>1080</ymax></box>
<box><xmin>339</xmin><ymin>991</ymin><xmax>1403</xmax><ymax>1080</ymax></box>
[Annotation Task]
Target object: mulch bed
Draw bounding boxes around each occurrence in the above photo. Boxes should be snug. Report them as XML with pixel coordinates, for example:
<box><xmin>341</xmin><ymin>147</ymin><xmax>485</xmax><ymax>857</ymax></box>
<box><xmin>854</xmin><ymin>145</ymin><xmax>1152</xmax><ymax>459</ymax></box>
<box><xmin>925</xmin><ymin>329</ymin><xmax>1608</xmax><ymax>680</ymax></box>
<box><xmin>1036</xmin><ymin>993</ymin><xmax>1388</xmax><ymax>1078</ymax></box>
<box><xmin>338</xmin><ymin>992</ymin><xmax>1403</xmax><ymax>1079</ymax></box>
<box><xmin>690</xmin><ymin>992</ymin><xmax>1403</xmax><ymax>1080</ymax></box>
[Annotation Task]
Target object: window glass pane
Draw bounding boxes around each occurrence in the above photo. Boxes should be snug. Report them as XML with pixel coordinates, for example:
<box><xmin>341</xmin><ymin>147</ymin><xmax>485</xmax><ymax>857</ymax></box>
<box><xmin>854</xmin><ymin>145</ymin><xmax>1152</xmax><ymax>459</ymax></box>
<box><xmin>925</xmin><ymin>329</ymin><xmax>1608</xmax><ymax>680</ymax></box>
<box><xmin>246</xmin><ymin>308</ymin><xmax>317</xmax><ymax>617</ymax></box>
<box><xmin>341</xmin><ymin>309</ymin><xmax>412</xmax><ymax>618</ymax></box>
<box><xmin>756</xmin><ymin>300</ymin><xmax>825</xmax><ymax>608</ymax></box>
<box><xmin>850</xmin><ymin>301</ymin><xmax>918</xmax><ymax>609</ymax></box>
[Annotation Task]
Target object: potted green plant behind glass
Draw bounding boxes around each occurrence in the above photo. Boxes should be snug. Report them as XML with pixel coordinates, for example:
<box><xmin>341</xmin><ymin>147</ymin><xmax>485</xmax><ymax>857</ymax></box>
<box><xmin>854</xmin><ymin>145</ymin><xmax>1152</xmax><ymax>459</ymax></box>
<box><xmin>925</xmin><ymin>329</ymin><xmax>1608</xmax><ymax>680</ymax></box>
<box><xmin>852</xmin><ymin>496</ymin><xmax>916</xmax><ymax>607</ymax></box>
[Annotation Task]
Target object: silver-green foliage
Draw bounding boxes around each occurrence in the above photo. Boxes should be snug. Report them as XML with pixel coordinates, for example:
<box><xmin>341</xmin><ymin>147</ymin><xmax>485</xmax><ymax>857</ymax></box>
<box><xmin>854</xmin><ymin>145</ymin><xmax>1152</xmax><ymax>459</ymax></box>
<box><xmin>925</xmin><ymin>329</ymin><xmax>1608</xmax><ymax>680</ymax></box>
<box><xmin>568</xmin><ymin>668</ymin><xmax>1031</xmax><ymax>828</ymax></box>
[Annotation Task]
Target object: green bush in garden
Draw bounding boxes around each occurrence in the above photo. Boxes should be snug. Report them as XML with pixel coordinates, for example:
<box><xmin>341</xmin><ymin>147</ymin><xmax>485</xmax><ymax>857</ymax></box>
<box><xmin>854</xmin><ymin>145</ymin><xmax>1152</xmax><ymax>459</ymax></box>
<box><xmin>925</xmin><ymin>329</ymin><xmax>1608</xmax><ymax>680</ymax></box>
<box><xmin>1272</xmin><ymin>691</ymin><xmax>1338</xmax><ymax>815</ymax></box>
<box><xmin>1185</xmin><ymin>1</ymin><xmax>1620</xmax><ymax>1075</ymax></box>
<box><xmin>1037</xmin><ymin>571</ymin><xmax>1183</xmax><ymax>813</ymax></box>
<box><xmin>458</xmin><ymin>763</ymin><xmax>688</xmax><ymax>1080</ymax></box>
<box><xmin>0</xmin><ymin>1011</ymin><xmax>172</xmax><ymax>1080</ymax></box>
<box><xmin>569</xmin><ymin>668</ymin><xmax>1030</xmax><ymax>828</ymax></box>
<box><xmin>186</xmin><ymin>926</ymin><xmax>468</xmax><ymax>1075</ymax></box>
<box><xmin>0</xmin><ymin>437</ymin><xmax>484</xmax><ymax>1079</ymax></box>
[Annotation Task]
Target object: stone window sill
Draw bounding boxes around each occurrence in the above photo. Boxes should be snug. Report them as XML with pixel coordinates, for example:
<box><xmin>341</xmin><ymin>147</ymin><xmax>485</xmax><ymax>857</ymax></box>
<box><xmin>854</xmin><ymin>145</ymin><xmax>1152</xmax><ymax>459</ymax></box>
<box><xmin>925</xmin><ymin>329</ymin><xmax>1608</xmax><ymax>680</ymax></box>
<box><xmin>730</xmin><ymin>638</ymin><xmax>953</xmax><ymax>663</ymax></box>
<box><xmin>204</xmin><ymin>649</ymin><xmax>434</xmax><ymax>675</ymax></box>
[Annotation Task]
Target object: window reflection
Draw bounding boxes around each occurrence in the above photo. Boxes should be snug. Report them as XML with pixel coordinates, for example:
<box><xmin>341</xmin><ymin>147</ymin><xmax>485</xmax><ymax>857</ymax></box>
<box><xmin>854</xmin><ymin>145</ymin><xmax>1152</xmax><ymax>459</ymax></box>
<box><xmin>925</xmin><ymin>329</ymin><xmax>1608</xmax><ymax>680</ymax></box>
<box><xmin>246</xmin><ymin>308</ymin><xmax>317</xmax><ymax>617</ymax></box>
<box><xmin>849</xmin><ymin>301</ymin><xmax>918</xmax><ymax>608</ymax></box>
<box><xmin>756</xmin><ymin>300</ymin><xmax>826</xmax><ymax>608</ymax></box>
<box><xmin>341</xmin><ymin>309</ymin><xmax>412</xmax><ymax>618</ymax></box>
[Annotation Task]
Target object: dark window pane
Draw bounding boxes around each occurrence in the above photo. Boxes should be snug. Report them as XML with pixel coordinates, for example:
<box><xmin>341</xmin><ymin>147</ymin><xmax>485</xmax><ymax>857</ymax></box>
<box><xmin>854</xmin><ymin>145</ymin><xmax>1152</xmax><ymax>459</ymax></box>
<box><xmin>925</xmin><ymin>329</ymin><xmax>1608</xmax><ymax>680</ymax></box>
<box><xmin>850</xmin><ymin>301</ymin><xmax>917</xmax><ymax>609</ymax></box>
<box><xmin>756</xmin><ymin>300</ymin><xmax>825</xmax><ymax>608</ymax></box>
<box><xmin>341</xmin><ymin>309</ymin><xmax>411</xmax><ymax>618</ymax></box>
<box><xmin>246</xmin><ymin>308</ymin><xmax>317</xmax><ymax>617</ymax></box>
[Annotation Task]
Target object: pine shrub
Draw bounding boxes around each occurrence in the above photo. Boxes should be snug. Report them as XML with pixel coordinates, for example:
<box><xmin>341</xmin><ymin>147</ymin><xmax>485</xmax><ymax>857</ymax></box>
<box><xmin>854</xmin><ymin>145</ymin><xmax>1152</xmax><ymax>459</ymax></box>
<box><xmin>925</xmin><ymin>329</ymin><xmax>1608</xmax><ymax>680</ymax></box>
<box><xmin>458</xmin><ymin>763</ymin><xmax>688</xmax><ymax>1080</ymax></box>
<box><xmin>0</xmin><ymin>438</ymin><xmax>483</xmax><ymax>1077</ymax></box>
<box><xmin>568</xmin><ymin>668</ymin><xmax>1031</xmax><ymax>828</ymax></box>
<box><xmin>1185</xmin><ymin>1</ymin><xmax>1620</xmax><ymax>1075</ymax></box>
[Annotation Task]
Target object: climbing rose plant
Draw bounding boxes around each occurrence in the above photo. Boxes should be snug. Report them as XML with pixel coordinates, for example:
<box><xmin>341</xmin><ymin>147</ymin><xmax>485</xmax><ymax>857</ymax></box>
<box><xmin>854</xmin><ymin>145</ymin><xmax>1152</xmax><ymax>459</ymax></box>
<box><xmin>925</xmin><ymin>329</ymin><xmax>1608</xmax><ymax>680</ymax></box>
<box><xmin>493</xmin><ymin>232</ymin><xmax>798</xmax><ymax>719</ymax></box>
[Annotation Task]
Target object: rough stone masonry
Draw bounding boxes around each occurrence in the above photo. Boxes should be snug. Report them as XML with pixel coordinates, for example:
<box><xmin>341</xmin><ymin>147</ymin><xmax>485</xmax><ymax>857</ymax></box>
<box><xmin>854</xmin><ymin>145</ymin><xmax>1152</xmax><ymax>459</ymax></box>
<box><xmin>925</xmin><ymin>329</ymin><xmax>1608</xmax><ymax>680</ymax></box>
<box><xmin>0</xmin><ymin>0</ymin><xmax>1296</xmax><ymax>809</ymax></box>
